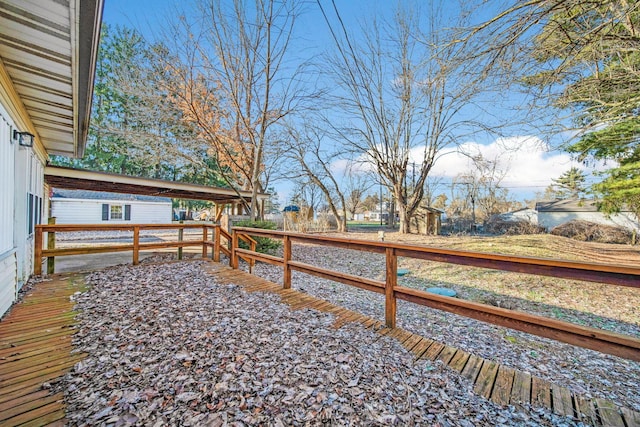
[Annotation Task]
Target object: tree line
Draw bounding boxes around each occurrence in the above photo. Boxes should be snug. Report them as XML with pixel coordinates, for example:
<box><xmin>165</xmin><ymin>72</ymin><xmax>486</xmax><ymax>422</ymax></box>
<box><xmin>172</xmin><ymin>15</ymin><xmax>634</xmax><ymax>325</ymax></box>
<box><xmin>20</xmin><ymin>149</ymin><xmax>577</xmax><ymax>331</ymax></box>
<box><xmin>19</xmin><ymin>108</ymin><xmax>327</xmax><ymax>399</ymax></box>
<box><xmin>51</xmin><ymin>0</ymin><xmax>640</xmax><ymax>233</ymax></box>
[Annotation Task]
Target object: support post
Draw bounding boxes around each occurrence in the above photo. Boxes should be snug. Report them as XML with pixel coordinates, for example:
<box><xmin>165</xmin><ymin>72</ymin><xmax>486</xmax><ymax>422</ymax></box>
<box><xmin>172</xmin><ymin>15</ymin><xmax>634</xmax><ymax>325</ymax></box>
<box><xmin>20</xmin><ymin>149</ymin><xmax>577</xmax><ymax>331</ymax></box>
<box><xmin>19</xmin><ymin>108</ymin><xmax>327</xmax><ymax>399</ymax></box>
<box><xmin>385</xmin><ymin>247</ymin><xmax>397</xmax><ymax>328</ymax></box>
<box><xmin>283</xmin><ymin>235</ymin><xmax>291</xmax><ymax>289</ymax></box>
<box><xmin>231</xmin><ymin>229</ymin><xmax>239</xmax><ymax>269</ymax></box>
<box><xmin>178</xmin><ymin>220</ymin><xmax>183</xmax><ymax>260</ymax></box>
<box><xmin>133</xmin><ymin>226</ymin><xmax>140</xmax><ymax>265</ymax></box>
<box><xmin>249</xmin><ymin>237</ymin><xmax>256</xmax><ymax>274</ymax></box>
<box><xmin>213</xmin><ymin>225</ymin><xmax>220</xmax><ymax>262</ymax></box>
<box><xmin>34</xmin><ymin>225</ymin><xmax>43</xmax><ymax>276</ymax></box>
<box><xmin>214</xmin><ymin>204</ymin><xmax>224</xmax><ymax>223</ymax></box>
<box><xmin>46</xmin><ymin>217</ymin><xmax>56</xmax><ymax>275</ymax></box>
<box><xmin>202</xmin><ymin>226</ymin><xmax>208</xmax><ymax>258</ymax></box>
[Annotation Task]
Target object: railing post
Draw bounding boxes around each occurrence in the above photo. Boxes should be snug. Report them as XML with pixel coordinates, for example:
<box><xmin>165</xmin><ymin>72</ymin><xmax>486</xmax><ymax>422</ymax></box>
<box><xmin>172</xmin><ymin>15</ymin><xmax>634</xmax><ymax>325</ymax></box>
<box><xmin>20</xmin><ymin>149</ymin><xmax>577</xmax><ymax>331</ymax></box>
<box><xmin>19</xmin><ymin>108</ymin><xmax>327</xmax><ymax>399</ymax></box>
<box><xmin>178</xmin><ymin>220</ymin><xmax>184</xmax><ymax>260</ymax></box>
<box><xmin>231</xmin><ymin>229</ymin><xmax>239</xmax><ymax>269</ymax></box>
<box><xmin>385</xmin><ymin>247</ymin><xmax>397</xmax><ymax>329</ymax></box>
<box><xmin>34</xmin><ymin>225</ymin><xmax>43</xmax><ymax>276</ymax></box>
<box><xmin>202</xmin><ymin>226</ymin><xmax>208</xmax><ymax>259</ymax></box>
<box><xmin>249</xmin><ymin>237</ymin><xmax>256</xmax><ymax>274</ymax></box>
<box><xmin>283</xmin><ymin>235</ymin><xmax>292</xmax><ymax>289</ymax></box>
<box><xmin>46</xmin><ymin>217</ymin><xmax>56</xmax><ymax>275</ymax></box>
<box><xmin>133</xmin><ymin>226</ymin><xmax>140</xmax><ymax>265</ymax></box>
<box><xmin>213</xmin><ymin>225</ymin><xmax>220</xmax><ymax>262</ymax></box>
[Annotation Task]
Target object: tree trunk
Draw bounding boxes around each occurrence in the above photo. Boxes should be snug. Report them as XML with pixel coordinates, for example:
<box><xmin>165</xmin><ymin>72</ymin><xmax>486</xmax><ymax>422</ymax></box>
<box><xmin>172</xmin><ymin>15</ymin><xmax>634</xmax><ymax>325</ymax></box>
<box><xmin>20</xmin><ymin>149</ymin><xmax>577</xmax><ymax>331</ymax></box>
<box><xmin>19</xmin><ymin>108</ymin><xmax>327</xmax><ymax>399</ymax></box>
<box><xmin>393</xmin><ymin>185</ymin><xmax>411</xmax><ymax>234</ymax></box>
<box><xmin>398</xmin><ymin>208</ymin><xmax>410</xmax><ymax>234</ymax></box>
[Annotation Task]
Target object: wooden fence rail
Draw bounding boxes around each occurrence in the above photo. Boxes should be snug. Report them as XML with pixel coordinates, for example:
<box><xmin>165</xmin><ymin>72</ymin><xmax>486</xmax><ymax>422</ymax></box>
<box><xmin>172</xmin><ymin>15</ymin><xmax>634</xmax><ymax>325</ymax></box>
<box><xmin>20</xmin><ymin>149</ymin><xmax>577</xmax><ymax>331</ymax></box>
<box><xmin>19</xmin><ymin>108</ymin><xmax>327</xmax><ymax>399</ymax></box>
<box><xmin>33</xmin><ymin>223</ymin><xmax>640</xmax><ymax>362</ymax></box>
<box><xmin>34</xmin><ymin>223</ymin><xmax>219</xmax><ymax>276</ymax></box>
<box><xmin>230</xmin><ymin>227</ymin><xmax>640</xmax><ymax>362</ymax></box>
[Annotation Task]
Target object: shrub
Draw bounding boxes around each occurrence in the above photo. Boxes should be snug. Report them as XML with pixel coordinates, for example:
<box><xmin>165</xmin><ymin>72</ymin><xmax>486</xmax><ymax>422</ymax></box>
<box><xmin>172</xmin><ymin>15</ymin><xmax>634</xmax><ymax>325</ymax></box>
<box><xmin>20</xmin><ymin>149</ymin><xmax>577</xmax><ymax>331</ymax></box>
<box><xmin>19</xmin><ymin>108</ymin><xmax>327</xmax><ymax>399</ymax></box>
<box><xmin>233</xmin><ymin>220</ymin><xmax>282</xmax><ymax>254</ymax></box>
<box><xmin>550</xmin><ymin>220</ymin><xmax>632</xmax><ymax>244</ymax></box>
<box><xmin>485</xmin><ymin>218</ymin><xmax>545</xmax><ymax>235</ymax></box>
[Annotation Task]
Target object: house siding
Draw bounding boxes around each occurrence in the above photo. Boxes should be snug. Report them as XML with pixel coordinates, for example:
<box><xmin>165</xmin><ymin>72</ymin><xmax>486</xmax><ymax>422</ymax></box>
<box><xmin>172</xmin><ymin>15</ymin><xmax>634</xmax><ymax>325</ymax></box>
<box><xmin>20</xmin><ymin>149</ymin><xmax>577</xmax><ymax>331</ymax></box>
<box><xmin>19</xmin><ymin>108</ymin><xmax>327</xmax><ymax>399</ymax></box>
<box><xmin>0</xmin><ymin>102</ymin><xmax>44</xmax><ymax>317</ymax></box>
<box><xmin>51</xmin><ymin>198</ymin><xmax>172</xmax><ymax>224</ymax></box>
<box><xmin>0</xmin><ymin>251</ymin><xmax>16</xmax><ymax>317</ymax></box>
<box><xmin>0</xmin><ymin>111</ymin><xmax>15</xmax><ymax>317</ymax></box>
<box><xmin>539</xmin><ymin>211</ymin><xmax>640</xmax><ymax>231</ymax></box>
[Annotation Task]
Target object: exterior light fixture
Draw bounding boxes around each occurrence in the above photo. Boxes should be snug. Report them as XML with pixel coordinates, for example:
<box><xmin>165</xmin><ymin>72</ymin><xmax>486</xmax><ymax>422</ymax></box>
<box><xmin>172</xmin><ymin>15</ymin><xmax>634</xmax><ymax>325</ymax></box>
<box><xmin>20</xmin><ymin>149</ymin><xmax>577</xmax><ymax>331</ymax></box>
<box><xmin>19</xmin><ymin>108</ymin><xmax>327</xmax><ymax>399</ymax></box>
<box><xmin>12</xmin><ymin>130</ymin><xmax>34</xmax><ymax>147</ymax></box>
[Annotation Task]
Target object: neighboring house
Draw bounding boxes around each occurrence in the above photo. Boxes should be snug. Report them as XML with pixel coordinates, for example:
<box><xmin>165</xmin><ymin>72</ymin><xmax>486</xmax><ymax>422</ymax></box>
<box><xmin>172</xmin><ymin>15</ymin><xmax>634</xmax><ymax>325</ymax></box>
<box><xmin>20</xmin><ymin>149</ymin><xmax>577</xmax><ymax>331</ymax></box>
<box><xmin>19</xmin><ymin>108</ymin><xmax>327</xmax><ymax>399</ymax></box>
<box><xmin>51</xmin><ymin>189</ymin><xmax>172</xmax><ymax>224</ymax></box>
<box><xmin>535</xmin><ymin>199</ymin><xmax>640</xmax><ymax>231</ymax></box>
<box><xmin>0</xmin><ymin>1</ymin><xmax>104</xmax><ymax>317</ymax></box>
<box><xmin>494</xmin><ymin>208</ymin><xmax>538</xmax><ymax>224</ymax></box>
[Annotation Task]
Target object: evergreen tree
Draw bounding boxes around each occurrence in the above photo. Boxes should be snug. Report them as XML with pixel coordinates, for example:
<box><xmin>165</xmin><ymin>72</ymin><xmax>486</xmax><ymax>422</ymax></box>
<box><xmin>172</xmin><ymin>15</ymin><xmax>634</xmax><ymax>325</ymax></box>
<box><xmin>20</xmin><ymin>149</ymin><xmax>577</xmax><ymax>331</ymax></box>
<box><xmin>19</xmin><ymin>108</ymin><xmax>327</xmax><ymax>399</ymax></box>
<box><xmin>523</xmin><ymin>1</ymin><xmax>640</xmax><ymax>216</ymax></box>
<box><xmin>551</xmin><ymin>167</ymin><xmax>587</xmax><ymax>200</ymax></box>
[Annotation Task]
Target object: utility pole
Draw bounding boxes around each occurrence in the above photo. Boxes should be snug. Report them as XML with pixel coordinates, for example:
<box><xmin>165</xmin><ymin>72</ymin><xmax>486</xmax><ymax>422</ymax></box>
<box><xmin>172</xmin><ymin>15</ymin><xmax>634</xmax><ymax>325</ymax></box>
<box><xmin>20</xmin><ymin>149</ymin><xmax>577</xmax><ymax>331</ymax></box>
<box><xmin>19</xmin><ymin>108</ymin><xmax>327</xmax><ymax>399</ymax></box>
<box><xmin>379</xmin><ymin>182</ymin><xmax>383</xmax><ymax>226</ymax></box>
<box><xmin>470</xmin><ymin>193</ymin><xmax>476</xmax><ymax>233</ymax></box>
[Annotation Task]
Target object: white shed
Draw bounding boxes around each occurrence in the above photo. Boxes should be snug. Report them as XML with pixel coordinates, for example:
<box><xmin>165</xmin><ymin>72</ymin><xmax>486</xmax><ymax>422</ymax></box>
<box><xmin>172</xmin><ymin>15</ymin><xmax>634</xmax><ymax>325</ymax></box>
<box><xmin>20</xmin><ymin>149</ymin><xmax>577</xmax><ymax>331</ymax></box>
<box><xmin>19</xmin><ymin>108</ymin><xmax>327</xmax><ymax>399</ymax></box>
<box><xmin>51</xmin><ymin>189</ymin><xmax>173</xmax><ymax>224</ymax></box>
<box><xmin>535</xmin><ymin>199</ymin><xmax>640</xmax><ymax>232</ymax></box>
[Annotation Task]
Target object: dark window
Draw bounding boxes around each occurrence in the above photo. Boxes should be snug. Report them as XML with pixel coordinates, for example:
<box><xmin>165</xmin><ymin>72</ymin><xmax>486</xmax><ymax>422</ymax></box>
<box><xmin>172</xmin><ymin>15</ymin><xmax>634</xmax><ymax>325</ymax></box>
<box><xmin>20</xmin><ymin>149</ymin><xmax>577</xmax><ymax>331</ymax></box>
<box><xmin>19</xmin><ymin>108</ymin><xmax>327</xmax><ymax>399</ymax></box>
<box><xmin>27</xmin><ymin>193</ymin><xmax>34</xmax><ymax>235</ymax></box>
<box><xmin>124</xmin><ymin>204</ymin><xmax>131</xmax><ymax>221</ymax></box>
<box><xmin>102</xmin><ymin>204</ymin><xmax>109</xmax><ymax>221</ymax></box>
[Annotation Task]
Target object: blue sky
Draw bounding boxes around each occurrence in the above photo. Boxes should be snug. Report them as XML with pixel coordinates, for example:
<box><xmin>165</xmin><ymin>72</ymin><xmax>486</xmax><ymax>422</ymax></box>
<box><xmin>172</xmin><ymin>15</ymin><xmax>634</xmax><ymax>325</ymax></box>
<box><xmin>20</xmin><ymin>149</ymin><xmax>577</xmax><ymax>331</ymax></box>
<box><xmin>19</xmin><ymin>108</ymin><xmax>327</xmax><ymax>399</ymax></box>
<box><xmin>102</xmin><ymin>0</ymin><xmax>596</xmax><ymax>204</ymax></box>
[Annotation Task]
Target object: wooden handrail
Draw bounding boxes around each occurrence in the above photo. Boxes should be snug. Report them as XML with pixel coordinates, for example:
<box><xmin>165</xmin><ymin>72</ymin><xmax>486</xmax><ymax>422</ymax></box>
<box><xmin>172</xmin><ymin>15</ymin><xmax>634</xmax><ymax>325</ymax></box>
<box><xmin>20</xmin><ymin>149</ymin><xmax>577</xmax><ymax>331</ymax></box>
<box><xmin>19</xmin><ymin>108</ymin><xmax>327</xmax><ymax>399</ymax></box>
<box><xmin>232</xmin><ymin>227</ymin><xmax>640</xmax><ymax>288</ymax></box>
<box><xmin>230</xmin><ymin>226</ymin><xmax>640</xmax><ymax>362</ymax></box>
<box><xmin>34</xmin><ymin>223</ymin><xmax>221</xmax><ymax>275</ymax></box>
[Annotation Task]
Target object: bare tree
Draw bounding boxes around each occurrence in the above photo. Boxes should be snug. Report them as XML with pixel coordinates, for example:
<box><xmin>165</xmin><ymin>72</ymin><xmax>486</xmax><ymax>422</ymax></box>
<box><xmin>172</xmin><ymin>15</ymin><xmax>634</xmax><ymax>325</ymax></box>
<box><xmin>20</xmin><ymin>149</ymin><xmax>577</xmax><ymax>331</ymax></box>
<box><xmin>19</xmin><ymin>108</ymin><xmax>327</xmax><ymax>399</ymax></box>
<box><xmin>318</xmin><ymin>1</ymin><xmax>499</xmax><ymax>233</ymax></box>
<box><xmin>281</xmin><ymin>123</ymin><xmax>349</xmax><ymax>232</ymax></box>
<box><xmin>161</xmin><ymin>0</ymin><xmax>310</xmax><ymax>219</ymax></box>
<box><xmin>344</xmin><ymin>174</ymin><xmax>372</xmax><ymax>220</ymax></box>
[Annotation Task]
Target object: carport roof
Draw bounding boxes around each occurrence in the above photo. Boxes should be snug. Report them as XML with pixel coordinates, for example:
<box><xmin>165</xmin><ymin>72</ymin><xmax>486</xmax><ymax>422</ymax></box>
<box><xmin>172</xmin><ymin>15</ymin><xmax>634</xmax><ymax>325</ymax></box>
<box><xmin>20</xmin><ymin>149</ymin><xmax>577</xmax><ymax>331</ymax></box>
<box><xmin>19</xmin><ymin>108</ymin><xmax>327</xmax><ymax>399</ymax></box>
<box><xmin>45</xmin><ymin>166</ymin><xmax>268</xmax><ymax>204</ymax></box>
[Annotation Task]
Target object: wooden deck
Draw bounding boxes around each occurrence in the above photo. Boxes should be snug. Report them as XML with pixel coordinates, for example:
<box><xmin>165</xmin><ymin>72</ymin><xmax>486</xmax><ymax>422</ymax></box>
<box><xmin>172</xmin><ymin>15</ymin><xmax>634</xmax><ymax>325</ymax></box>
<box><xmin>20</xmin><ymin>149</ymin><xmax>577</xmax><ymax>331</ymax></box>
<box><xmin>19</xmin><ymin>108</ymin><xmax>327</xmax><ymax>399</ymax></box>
<box><xmin>0</xmin><ymin>275</ymin><xmax>85</xmax><ymax>426</ymax></box>
<box><xmin>1</xmin><ymin>262</ymin><xmax>639</xmax><ymax>426</ymax></box>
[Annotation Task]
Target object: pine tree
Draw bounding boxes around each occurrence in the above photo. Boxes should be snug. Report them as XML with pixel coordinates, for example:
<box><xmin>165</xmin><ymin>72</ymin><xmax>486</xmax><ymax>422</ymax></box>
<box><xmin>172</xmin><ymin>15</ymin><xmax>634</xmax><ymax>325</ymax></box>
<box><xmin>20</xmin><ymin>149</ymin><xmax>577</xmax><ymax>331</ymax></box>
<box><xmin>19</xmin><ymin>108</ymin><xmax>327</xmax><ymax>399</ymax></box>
<box><xmin>551</xmin><ymin>167</ymin><xmax>587</xmax><ymax>200</ymax></box>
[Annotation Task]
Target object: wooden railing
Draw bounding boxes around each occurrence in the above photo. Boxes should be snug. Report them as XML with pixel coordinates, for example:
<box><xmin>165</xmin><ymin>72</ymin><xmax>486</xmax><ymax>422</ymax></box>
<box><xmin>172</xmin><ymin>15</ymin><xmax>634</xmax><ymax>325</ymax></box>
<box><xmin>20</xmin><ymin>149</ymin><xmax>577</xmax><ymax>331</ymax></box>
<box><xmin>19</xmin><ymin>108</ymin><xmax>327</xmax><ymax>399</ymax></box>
<box><xmin>34</xmin><ymin>223</ymin><xmax>256</xmax><ymax>275</ymax></box>
<box><xmin>34</xmin><ymin>223</ymin><xmax>640</xmax><ymax>362</ymax></box>
<box><xmin>34</xmin><ymin>223</ymin><xmax>220</xmax><ymax>275</ymax></box>
<box><xmin>230</xmin><ymin>227</ymin><xmax>640</xmax><ymax>362</ymax></box>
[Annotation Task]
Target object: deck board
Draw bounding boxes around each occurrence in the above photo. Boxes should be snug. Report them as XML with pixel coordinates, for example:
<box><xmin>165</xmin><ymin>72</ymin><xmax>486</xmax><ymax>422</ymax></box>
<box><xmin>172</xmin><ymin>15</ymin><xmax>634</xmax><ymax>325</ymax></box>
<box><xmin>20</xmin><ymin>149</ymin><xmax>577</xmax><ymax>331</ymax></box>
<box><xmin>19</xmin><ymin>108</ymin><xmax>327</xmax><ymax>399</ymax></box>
<box><xmin>473</xmin><ymin>360</ymin><xmax>499</xmax><ymax>399</ymax></box>
<box><xmin>0</xmin><ymin>275</ymin><xmax>84</xmax><ymax>427</ymax></box>
<box><xmin>490</xmin><ymin>365</ymin><xmax>515</xmax><ymax>406</ymax></box>
<box><xmin>595</xmin><ymin>398</ymin><xmax>625</xmax><ymax>427</ymax></box>
<box><xmin>510</xmin><ymin>370</ymin><xmax>532</xmax><ymax>406</ymax></box>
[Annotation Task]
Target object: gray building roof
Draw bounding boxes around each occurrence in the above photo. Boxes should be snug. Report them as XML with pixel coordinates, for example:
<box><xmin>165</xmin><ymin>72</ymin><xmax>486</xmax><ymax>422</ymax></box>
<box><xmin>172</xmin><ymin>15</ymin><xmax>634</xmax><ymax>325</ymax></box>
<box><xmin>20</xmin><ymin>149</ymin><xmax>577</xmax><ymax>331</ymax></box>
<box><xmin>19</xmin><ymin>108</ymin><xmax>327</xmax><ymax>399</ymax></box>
<box><xmin>535</xmin><ymin>199</ymin><xmax>631</xmax><ymax>213</ymax></box>
<box><xmin>52</xmin><ymin>188</ymin><xmax>171</xmax><ymax>203</ymax></box>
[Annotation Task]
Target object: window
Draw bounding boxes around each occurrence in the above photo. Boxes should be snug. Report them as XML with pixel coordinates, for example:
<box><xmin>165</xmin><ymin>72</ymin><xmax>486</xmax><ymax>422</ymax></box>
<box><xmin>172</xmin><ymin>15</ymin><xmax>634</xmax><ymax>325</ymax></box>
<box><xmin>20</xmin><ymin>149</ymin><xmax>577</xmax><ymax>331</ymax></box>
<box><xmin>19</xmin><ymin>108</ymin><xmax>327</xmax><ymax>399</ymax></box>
<box><xmin>102</xmin><ymin>204</ymin><xmax>131</xmax><ymax>221</ymax></box>
<box><xmin>26</xmin><ymin>193</ymin><xmax>42</xmax><ymax>236</ymax></box>
<box><xmin>110</xmin><ymin>205</ymin><xmax>123</xmax><ymax>220</ymax></box>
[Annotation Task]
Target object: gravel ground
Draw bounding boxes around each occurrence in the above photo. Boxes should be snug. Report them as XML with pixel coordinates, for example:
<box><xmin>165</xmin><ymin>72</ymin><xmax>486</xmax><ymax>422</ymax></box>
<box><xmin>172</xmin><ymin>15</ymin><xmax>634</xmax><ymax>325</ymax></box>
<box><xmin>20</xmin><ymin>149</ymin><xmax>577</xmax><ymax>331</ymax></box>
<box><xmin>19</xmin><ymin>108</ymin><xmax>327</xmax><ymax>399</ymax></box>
<box><xmin>60</xmin><ymin>261</ymin><xmax>577</xmax><ymax>426</ymax></box>
<box><xmin>242</xmin><ymin>243</ymin><xmax>640</xmax><ymax>414</ymax></box>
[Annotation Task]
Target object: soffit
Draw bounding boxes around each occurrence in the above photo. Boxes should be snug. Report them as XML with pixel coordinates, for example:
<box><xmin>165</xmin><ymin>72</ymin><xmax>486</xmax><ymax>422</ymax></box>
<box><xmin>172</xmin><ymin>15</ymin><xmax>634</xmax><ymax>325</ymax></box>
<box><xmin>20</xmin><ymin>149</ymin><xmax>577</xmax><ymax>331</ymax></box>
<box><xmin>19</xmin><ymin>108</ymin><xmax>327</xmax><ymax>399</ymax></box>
<box><xmin>0</xmin><ymin>0</ymin><xmax>103</xmax><ymax>158</ymax></box>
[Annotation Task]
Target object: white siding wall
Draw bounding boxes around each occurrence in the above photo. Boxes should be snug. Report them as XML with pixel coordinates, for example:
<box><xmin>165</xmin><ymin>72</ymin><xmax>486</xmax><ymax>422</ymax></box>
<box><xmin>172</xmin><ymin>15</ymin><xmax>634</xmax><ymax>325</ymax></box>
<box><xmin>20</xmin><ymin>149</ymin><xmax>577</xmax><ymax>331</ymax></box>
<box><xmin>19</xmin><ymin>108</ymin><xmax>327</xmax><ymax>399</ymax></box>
<box><xmin>0</xmin><ymin>109</ymin><xmax>16</xmax><ymax>317</ymax></box>
<box><xmin>51</xmin><ymin>199</ymin><xmax>172</xmax><ymax>224</ymax></box>
<box><xmin>13</xmin><ymin>142</ymin><xmax>44</xmax><ymax>290</ymax></box>
<box><xmin>0</xmin><ymin>253</ymin><xmax>16</xmax><ymax>317</ymax></box>
<box><xmin>128</xmin><ymin>202</ymin><xmax>172</xmax><ymax>223</ymax></box>
<box><xmin>539</xmin><ymin>212</ymin><xmax>640</xmax><ymax>231</ymax></box>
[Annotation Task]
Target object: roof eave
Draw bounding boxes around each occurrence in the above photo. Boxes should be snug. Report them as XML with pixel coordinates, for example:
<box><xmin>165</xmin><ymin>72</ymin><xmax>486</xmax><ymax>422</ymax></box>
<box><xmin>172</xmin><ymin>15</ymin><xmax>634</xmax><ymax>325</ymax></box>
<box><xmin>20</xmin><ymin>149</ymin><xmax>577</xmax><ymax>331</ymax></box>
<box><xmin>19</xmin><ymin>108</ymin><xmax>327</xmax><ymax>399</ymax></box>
<box><xmin>73</xmin><ymin>0</ymin><xmax>104</xmax><ymax>158</ymax></box>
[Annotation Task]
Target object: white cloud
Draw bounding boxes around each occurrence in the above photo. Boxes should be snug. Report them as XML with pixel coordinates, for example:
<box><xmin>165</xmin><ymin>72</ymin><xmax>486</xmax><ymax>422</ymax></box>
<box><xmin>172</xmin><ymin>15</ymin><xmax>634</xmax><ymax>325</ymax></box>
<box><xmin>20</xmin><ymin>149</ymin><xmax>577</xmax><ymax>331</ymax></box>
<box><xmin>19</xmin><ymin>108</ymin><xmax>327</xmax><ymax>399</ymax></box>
<box><xmin>422</xmin><ymin>136</ymin><xmax>592</xmax><ymax>192</ymax></box>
